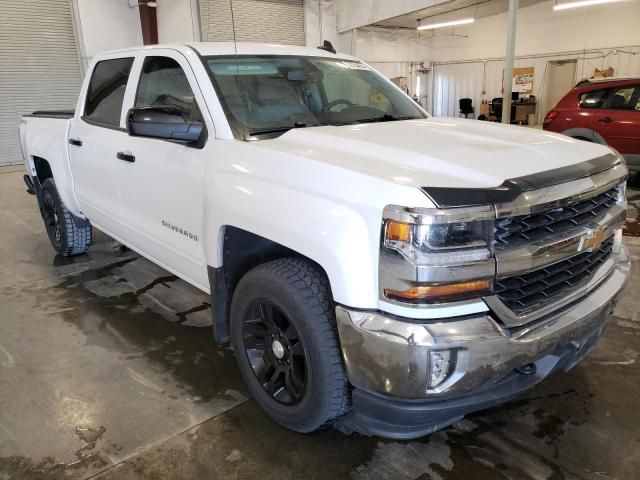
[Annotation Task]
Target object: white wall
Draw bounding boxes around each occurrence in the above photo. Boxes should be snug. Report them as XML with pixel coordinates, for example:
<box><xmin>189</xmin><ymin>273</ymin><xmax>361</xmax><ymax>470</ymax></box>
<box><xmin>305</xmin><ymin>0</ymin><xmax>433</xmax><ymax>98</ymax></box>
<box><xmin>74</xmin><ymin>0</ymin><xmax>143</xmax><ymax>67</ymax></box>
<box><xmin>354</xmin><ymin>27</ymin><xmax>432</xmax><ymax>100</ymax></box>
<box><xmin>428</xmin><ymin>0</ymin><xmax>640</xmax><ymax>61</ymax></box>
<box><xmin>305</xmin><ymin>0</ymin><xmax>337</xmax><ymax>48</ymax></box>
<box><xmin>157</xmin><ymin>0</ymin><xmax>200</xmax><ymax>43</ymax></box>
<box><xmin>425</xmin><ymin>0</ymin><xmax>640</xmax><ymax>119</ymax></box>
<box><xmin>336</xmin><ymin>0</ymin><xmax>450</xmax><ymax>32</ymax></box>
<box><xmin>429</xmin><ymin>46</ymin><xmax>640</xmax><ymax>117</ymax></box>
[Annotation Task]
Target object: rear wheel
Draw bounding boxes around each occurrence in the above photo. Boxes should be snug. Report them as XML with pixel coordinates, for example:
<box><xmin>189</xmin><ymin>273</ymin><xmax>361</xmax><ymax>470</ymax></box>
<box><xmin>230</xmin><ymin>257</ymin><xmax>349</xmax><ymax>432</ymax></box>
<box><xmin>41</xmin><ymin>178</ymin><xmax>92</xmax><ymax>256</ymax></box>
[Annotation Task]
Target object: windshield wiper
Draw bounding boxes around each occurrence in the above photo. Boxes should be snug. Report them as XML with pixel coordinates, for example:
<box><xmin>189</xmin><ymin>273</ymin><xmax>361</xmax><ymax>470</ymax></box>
<box><xmin>248</xmin><ymin>122</ymin><xmax>321</xmax><ymax>136</ymax></box>
<box><xmin>328</xmin><ymin>114</ymin><xmax>419</xmax><ymax>126</ymax></box>
<box><xmin>354</xmin><ymin>114</ymin><xmax>418</xmax><ymax>124</ymax></box>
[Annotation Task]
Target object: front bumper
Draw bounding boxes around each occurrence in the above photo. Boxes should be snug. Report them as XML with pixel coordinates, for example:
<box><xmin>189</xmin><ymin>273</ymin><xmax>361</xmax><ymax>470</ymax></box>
<box><xmin>334</xmin><ymin>245</ymin><xmax>630</xmax><ymax>439</ymax></box>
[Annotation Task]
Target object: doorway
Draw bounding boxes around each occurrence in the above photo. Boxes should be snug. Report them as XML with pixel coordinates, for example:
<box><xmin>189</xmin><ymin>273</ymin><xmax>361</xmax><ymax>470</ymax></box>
<box><xmin>543</xmin><ymin>59</ymin><xmax>577</xmax><ymax>120</ymax></box>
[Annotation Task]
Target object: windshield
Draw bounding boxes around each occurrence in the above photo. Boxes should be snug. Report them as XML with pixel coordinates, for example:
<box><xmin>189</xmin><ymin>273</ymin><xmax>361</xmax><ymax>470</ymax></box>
<box><xmin>204</xmin><ymin>55</ymin><xmax>426</xmax><ymax>138</ymax></box>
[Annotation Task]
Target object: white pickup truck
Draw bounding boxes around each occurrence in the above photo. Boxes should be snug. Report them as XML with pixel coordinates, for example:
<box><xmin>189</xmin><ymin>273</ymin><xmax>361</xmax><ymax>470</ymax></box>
<box><xmin>20</xmin><ymin>42</ymin><xmax>630</xmax><ymax>439</ymax></box>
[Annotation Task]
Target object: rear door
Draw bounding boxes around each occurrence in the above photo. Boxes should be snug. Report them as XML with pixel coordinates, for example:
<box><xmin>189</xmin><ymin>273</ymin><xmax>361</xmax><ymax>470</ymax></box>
<box><xmin>68</xmin><ymin>56</ymin><xmax>134</xmax><ymax>236</ymax></box>
<box><xmin>593</xmin><ymin>83</ymin><xmax>640</xmax><ymax>156</ymax></box>
<box><xmin>115</xmin><ymin>50</ymin><xmax>210</xmax><ymax>289</ymax></box>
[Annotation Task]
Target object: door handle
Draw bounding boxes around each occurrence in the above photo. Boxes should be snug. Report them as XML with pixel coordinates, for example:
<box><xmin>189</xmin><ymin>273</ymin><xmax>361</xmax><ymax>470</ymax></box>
<box><xmin>598</xmin><ymin>116</ymin><xmax>613</xmax><ymax>123</ymax></box>
<box><xmin>116</xmin><ymin>151</ymin><xmax>135</xmax><ymax>163</ymax></box>
<box><xmin>68</xmin><ymin>138</ymin><xmax>82</xmax><ymax>147</ymax></box>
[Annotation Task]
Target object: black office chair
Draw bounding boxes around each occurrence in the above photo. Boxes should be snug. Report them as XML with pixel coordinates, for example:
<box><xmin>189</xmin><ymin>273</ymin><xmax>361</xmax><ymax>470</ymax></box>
<box><xmin>459</xmin><ymin>98</ymin><xmax>475</xmax><ymax>118</ymax></box>
<box><xmin>491</xmin><ymin>97</ymin><xmax>516</xmax><ymax>123</ymax></box>
<box><xmin>491</xmin><ymin>97</ymin><xmax>503</xmax><ymax>122</ymax></box>
<box><xmin>491</xmin><ymin>97</ymin><xmax>518</xmax><ymax>123</ymax></box>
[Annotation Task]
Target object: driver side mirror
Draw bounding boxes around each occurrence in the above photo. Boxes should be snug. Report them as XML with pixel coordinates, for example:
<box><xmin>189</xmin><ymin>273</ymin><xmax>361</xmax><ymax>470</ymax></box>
<box><xmin>126</xmin><ymin>106</ymin><xmax>204</xmax><ymax>144</ymax></box>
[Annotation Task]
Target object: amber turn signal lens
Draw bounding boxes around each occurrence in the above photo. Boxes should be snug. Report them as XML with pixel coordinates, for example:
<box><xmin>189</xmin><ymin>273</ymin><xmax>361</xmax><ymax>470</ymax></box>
<box><xmin>385</xmin><ymin>279</ymin><xmax>492</xmax><ymax>302</ymax></box>
<box><xmin>386</xmin><ymin>220</ymin><xmax>412</xmax><ymax>242</ymax></box>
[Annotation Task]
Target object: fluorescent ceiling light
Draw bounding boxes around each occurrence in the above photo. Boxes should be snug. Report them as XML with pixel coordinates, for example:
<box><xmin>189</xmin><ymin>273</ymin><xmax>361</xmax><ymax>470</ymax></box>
<box><xmin>417</xmin><ymin>18</ymin><xmax>475</xmax><ymax>31</ymax></box>
<box><xmin>554</xmin><ymin>0</ymin><xmax>624</xmax><ymax>10</ymax></box>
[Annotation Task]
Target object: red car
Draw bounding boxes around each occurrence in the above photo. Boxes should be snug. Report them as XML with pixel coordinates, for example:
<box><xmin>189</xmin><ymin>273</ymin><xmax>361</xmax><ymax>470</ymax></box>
<box><xmin>543</xmin><ymin>77</ymin><xmax>640</xmax><ymax>171</ymax></box>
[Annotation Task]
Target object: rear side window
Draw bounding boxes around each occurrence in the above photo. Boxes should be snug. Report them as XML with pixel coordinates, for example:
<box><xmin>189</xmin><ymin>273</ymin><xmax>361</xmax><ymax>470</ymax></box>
<box><xmin>135</xmin><ymin>56</ymin><xmax>202</xmax><ymax>121</ymax></box>
<box><xmin>604</xmin><ymin>85</ymin><xmax>640</xmax><ymax>110</ymax></box>
<box><xmin>579</xmin><ymin>89</ymin><xmax>609</xmax><ymax>109</ymax></box>
<box><xmin>84</xmin><ymin>58</ymin><xmax>134</xmax><ymax>127</ymax></box>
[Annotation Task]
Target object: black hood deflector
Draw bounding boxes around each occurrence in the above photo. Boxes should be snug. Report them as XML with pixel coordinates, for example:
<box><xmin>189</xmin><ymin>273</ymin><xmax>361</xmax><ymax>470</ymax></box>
<box><xmin>421</xmin><ymin>153</ymin><xmax>621</xmax><ymax>208</ymax></box>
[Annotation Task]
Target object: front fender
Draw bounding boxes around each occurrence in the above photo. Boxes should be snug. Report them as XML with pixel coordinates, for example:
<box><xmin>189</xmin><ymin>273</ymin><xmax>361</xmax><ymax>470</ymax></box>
<box><xmin>202</xmin><ymin>141</ymin><xmax>430</xmax><ymax>309</ymax></box>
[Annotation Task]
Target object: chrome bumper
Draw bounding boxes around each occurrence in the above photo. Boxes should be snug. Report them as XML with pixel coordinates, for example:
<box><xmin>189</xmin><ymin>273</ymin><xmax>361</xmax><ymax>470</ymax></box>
<box><xmin>336</xmin><ymin>245</ymin><xmax>630</xmax><ymax>400</ymax></box>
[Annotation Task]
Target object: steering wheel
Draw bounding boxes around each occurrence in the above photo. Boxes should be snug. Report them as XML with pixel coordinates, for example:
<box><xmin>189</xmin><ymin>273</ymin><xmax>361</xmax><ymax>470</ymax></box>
<box><xmin>324</xmin><ymin>99</ymin><xmax>355</xmax><ymax>111</ymax></box>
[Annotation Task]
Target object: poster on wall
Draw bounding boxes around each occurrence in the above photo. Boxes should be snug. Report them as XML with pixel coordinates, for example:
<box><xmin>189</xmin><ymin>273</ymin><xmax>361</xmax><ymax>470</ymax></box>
<box><xmin>512</xmin><ymin>67</ymin><xmax>534</xmax><ymax>94</ymax></box>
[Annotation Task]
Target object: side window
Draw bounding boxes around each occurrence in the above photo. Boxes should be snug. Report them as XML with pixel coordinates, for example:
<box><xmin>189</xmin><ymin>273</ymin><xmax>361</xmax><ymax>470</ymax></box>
<box><xmin>579</xmin><ymin>89</ymin><xmax>609</xmax><ymax>109</ymax></box>
<box><xmin>135</xmin><ymin>56</ymin><xmax>202</xmax><ymax>122</ymax></box>
<box><xmin>604</xmin><ymin>85</ymin><xmax>640</xmax><ymax>110</ymax></box>
<box><xmin>84</xmin><ymin>58</ymin><xmax>134</xmax><ymax>126</ymax></box>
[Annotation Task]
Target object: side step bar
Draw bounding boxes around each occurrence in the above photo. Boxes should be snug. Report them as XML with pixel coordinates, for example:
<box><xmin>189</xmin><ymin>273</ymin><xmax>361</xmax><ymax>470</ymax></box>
<box><xmin>23</xmin><ymin>174</ymin><xmax>36</xmax><ymax>195</ymax></box>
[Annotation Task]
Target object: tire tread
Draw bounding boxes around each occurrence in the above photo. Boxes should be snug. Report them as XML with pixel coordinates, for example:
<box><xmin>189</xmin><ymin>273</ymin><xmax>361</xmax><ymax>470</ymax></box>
<box><xmin>42</xmin><ymin>179</ymin><xmax>91</xmax><ymax>256</ymax></box>
<box><xmin>233</xmin><ymin>257</ymin><xmax>349</xmax><ymax>432</ymax></box>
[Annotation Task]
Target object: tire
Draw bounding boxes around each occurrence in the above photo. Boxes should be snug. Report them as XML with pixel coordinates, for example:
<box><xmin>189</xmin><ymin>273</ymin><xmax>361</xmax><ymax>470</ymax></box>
<box><xmin>40</xmin><ymin>178</ymin><xmax>92</xmax><ymax>256</ymax></box>
<box><xmin>230</xmin><ymin>257</ymin><xmax>349</xmax><ymax>433</ymax></box>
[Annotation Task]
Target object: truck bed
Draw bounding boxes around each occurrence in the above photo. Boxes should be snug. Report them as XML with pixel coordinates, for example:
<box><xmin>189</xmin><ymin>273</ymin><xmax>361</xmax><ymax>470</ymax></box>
<box><xmin>20</xmin><ymin>112</ymin><xmax>80</xmax><ymax>216</ymax></box>
<box><xmin>24</xmin><ymin>109</ymin><xmax>75</xmax><ymax>119</ymax></box>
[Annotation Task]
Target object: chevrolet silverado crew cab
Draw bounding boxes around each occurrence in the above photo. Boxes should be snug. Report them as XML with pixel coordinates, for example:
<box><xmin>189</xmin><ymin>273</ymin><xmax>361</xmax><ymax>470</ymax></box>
<box><xmin>19</xmin><ymin>43</ymin><xmax>630</xmax><ymax>439</ymax></box>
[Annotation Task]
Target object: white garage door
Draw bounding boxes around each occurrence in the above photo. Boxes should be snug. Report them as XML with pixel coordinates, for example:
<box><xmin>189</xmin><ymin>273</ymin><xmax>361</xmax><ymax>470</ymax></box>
<box><xmin>0</xmin><ymin>0</ymin><xmax>83</xmax><ymax>165</ymax></box>
<box><xmin>200</xmin><ymin>0</ymin><xmax>305</xmax><ymax>46</ymax></box>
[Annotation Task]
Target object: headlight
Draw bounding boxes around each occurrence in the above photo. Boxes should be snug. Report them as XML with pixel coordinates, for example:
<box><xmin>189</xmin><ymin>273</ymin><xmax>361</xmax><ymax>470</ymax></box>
<box><xmin>385</xmin><ymin>219</ymin><xmax>492</xmax><ymax>263</ymax></box>
<box><xmin>380</xmin><ymin>205</ymin><xmax>495</xmax><ymax>304</ymax></box>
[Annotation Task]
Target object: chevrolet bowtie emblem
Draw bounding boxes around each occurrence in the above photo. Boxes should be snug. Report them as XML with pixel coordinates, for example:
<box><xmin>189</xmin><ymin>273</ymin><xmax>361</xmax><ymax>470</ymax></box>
<box><xmin>579</xmin><ymin>227</ymin><xmax>607</xmax><ymax>252</ymax></box>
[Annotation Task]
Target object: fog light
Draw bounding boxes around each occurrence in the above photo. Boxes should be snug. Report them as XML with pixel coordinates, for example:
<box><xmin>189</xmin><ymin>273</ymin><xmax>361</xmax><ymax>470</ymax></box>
<box><xmin>428</xmin><ymin>350</ymin><xmax>455</xmax><ymax>389</ymax></box>
<box><xmin>613</xmin><ymin>228</ymin><xmax>623</xmax><ymax>254</ymax></box>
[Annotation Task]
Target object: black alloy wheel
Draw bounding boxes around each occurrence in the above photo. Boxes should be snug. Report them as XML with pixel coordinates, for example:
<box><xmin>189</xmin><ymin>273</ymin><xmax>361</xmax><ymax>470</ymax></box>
<box><xmin>230</xmin><ymin>257</ymin><xmax>348</xmax><ymax>432</ymax></box>
<box><xmin>242</xmin><ymin>299</ymin><xmax>308</xmax><ymax>405</ymax></box>
<box><xmin>42</xmin><ymin>187</ymin><xmax>62</xmax><ymax>249</ymax></box>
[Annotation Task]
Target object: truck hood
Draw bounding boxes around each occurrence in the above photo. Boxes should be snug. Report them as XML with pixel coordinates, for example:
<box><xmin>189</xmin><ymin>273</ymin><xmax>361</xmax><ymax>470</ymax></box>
<box><xmin>260</xmin><ymin>117</ymin><xmax>613</xmax><ymax>190</ymax></box>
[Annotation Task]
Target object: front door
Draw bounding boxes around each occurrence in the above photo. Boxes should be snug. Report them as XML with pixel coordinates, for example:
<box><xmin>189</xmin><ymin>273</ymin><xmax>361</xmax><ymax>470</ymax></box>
<box><xmin>68</xmin><ymin>57</ymin><xmax>135</xmax><ymax>236</ymax></box>
<box><xmin>116</xmin><ymin>51</ymin><xmax>210</xmax><ymax>289</ymax></box>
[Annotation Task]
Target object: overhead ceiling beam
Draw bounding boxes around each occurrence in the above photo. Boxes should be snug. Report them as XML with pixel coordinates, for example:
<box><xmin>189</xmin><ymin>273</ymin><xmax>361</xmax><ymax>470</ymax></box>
<box><xmin>337</xmin><ymin>0</ymin><xmax>452</xmax><ymax>32</ymax></box>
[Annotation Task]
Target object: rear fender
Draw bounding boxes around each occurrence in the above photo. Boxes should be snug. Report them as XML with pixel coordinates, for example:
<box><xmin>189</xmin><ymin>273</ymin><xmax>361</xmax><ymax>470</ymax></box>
<box><xmin>21</xmin><ymin>118</ymin><xmax>83</xmax><ymax>218</ymax></box>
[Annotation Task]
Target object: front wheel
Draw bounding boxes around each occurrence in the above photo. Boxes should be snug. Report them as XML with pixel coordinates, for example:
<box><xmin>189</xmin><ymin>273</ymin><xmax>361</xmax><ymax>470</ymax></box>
<box><xmin>41</xmin><ymin>178</ymin><xmax>92</xmax><ymax>256</ymax></box>
<box><xmin>230</xmin><ymin>258</ymin><xmax>349</xmax><ymax>432</ymax></box>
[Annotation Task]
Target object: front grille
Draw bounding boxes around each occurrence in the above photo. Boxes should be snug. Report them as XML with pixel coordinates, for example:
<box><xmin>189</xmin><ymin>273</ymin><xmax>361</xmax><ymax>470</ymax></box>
<box><xmin>494</xmin><ymin>236</ymin><xmax>614</xmax><ymax>315</ymax></box>
<box><xmin>495</xmin><ymin>186</ymin><xmax>619</xmax><ymax>250</ymax></box>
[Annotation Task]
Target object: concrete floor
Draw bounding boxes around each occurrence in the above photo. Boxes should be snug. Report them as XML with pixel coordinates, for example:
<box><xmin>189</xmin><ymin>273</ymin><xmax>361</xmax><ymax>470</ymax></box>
<box><xmin>1</xmin><ymin>165</ymin><xmax>639</xmax><ymax>480</ymax></box>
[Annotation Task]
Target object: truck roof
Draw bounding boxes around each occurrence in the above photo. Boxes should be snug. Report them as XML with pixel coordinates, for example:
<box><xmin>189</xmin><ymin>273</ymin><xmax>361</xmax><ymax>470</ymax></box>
<box><xmin>98</xmin><ymin>42</ymin><xmax>356</xmax><ymax>61</ymax></box>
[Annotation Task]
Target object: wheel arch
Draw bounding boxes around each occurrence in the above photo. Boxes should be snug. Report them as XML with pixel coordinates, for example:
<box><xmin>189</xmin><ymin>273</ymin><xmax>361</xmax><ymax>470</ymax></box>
<box><xmin>208</xmin><ymin>225</ymin><xmax>333</xmax><ymax>343</ymax></box>
<box><xmin>561</xmin><ymin>127</ymin><xmax>608</xmax><ymax>145</ymax></box>
<box><xmin>33</xmin><ymin>156</ymin><xmax>54</xmax><ymax>184</ymax></box>
<box><xmin>26</xmin><ymin>155</ymin><xmax>54</xmax><ymax>212</ymax></box>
